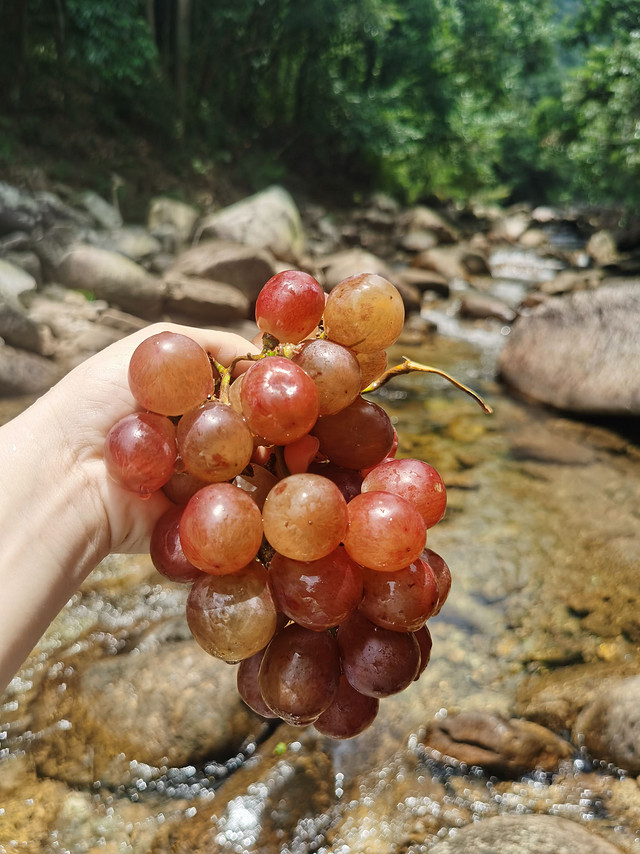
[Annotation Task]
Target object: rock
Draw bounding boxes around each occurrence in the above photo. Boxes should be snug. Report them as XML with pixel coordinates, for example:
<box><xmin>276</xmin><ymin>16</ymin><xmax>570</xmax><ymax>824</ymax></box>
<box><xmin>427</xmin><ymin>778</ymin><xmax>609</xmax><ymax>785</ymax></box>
<box><xmin>30</xmin><ymin>639</ymin><xmax>263</xmax><ymax>786</ymax></box>
<box><xmin>168</xmin><ymin>240</ymin><xmax>277</xmax><ymax>302</ymax></box>
<box><xmin>587</xmin><ymin>230</ymin><xmax>619</xmax><ymax>266</ymax></box>
<box><xmin>509</xmin><ymin>427</ymin><xmax>597</xmax><ymax>465</ymax></box>
<box><xmin>77</xmin><ymin>190</ymin><xmax>123</xmax><ymax>230</ymax></box>
<box><xmin>319</xmin><ymin>248</ymin><xmax>421</xmax><ymax>312</ymax></box>
<box><xmin>3</xmin><ymin>250</ymin><xmax>43</xmax><ymax>284</ymax></box>
<box><xmin>148</xmin><ymin>196</ymin><xmax>199</xmax><ymax>248</ymax></box>
<box><xmin>540</xmin><ymin>267</ymin><xmax>604</xmax><ymax>295</ymax></box>
<box><xmin>163</xmin><ymin>272</ymin><xmax>251</xmax><ymax>324</ymax></box>
<box><xmin>0</xmin><ymin>258</ymin><xmax>37</xmax><ymax>302</ymax></box>
<box><xmin>401</xmin><ymin>205</ymin><xmax>460</xmax><ymax>244</ymax></box>
<box><xmin>519</xmin><ymin>227</ymin><xmax>548</xmax><ymax>248</ymax></box>
<box><xmin>397</xmin><ymin>266</ymin><xmax>450</xmax><ymax>297</ymax></box>
<box><xmin>89</xmin><ymin>225</ymin><xmax>162</xmax><ymax>264</ymax></box>
<box><xmin>421</xmin><ymin>711</ymin><xmax>572</xmax><ymax>777</ymax></box>
<box><xmin>458</xmin><ymin>292</ymin><xmax>516</xmax><ymax>323</ymax></box>
<box><xmin>0</xmin><ymin>344</ymin><xmax>62</xmax><ymax>395</ymax></box>
<box><xmin>0</xmin><ymin>301</ymin><xmax>54</xmax><ymax>356</ymax></box>
<box><xmin>196</xmin><ymin>186</ymin><xmax>305</xmax><ymax>263</ymax></box>
<box><xmin>574</xmin><ymin>676</ymin><xmax>640</xmax><ymax>774</ymax></box>
<box><xmin>429</xmin><ymin>815</ymin><xmax>623</xmax><ymax>854</ymax></box>
<box><xmin>399</xmin><ymin>229</ymin><xmax>439</xmax><ymax>253</ymax></box>
<box><xmin>498</xmin><ymin>281</ymin><xmax>640</xmax><ymax>415</ymax></box>
<box><xmin>56</xmin><ymin>244</ymin><xmax>166</xmax><ymax>319</ymax></box>
<box><xmin>320</xmin><ymin>248</ymin><xmax>394</xmax><ymax>289</ymax></box>
<box><xmin>412</xmin><ymin>245</ymin><xmax>489</xmax><ymax>281</ymax></box>
<box><xmin>490</xmin><ymin>210</ymin><xmax>532</xmax><ymax>242</ymax></box>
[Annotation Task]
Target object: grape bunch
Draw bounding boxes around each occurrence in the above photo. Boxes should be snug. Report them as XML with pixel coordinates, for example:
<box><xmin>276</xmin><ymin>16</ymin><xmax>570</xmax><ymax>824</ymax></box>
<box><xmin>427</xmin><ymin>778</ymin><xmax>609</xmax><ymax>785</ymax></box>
<box><xmin>104</xmin><ymin>270</ymin><xmax>452</xmax><ymax>739</ymax></box>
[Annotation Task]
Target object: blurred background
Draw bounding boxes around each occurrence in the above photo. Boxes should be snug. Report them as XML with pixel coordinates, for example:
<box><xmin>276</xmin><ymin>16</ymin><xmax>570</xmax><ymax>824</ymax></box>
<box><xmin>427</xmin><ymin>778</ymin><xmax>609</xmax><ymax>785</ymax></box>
<box><xmin>1</xmin><ymin>0</ymin><xmax>638</xmax><ymax>212</ymax></box>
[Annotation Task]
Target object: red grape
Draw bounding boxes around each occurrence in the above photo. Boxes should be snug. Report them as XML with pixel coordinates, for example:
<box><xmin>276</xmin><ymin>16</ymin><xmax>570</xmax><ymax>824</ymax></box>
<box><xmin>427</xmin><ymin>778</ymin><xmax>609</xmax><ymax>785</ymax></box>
<box><xmin>233</xmin><ymin>463</ymin><xmax>279</xmax><ymax>511</ymax></box>
<box><xmin>343</xmin><ymin>491</ymin><xmax>427</xmax><ymax>572</ymax></box>
<box><xmin>422</xmin><ymin>547</ymin><xmax>452</xmax><ymax>614</ymax></box>
<box><xmin>268</xmin><ymin>546</ymin><xmax>363</xmax><ymax>630</ymax></box>
<box><xmin>362</xmin><ymin>458</ymin><xmax>447</xmax><ymax>528</ymax></box>
<box><xmin>186</xmin><ymin>560</ymin><xmax>277</xmax><ymax>662</ymax></box>
<box><xmin>323</xmin><ymin>274</ymin><xmax>405</xmax><ymax>353</ymax></box>
<box><xmin>255</xmin><ymin>270</ymin><xmax>325</xmax><ymax>344</ymax></box>
<box><xmin>337</xmin><ymin>610</ymin><xmax>421</xmax><ymax>698</ymax></box>
<box><xmin>314</xmin><ymin>675</ymin><xmax>379</xmax><ymax>739</ymax></box>
<box><xmin>176</xmin><ymin>401</ymin><xmax>254</xmax><ymax>483</ymax></box>
<box><xmin>262</xmin><ymin>473</ymin><xmax>349</xmax><ymax>561</ymax></box>
<box><xmin>104</xmin><ymin>411</ymin><xmax>177</xmax><ymax>495</ymax></box>
<box><xmin>291</xmin><ymin>339</ymin><xmax>362</xmax><ymax>415</ymax></box>
<box><xmin>237</xmin><ymin>647</ymin><xmax>280</xmax><ymax>718</ymax></box>
<box><xmin>128</xmin><ymin>331</ymin><xmax>214</xmax><ymax>416</ymax></box>
<box><xmin>258</xmin><ymin>623</ymin><xmax>341</xmax><ymax>725</ymax></box>
<box><xmin>359</xmin><ymin>557</ymin><xmax>439</xmax><ymax>631</ymax></box>
<box><xmin>179</xmin><ymin>483</ymin><xmax>263</xmax><ymax>574</ymax></box>
<box><xmin>311</xmin><ymin>396</ymin><xmax>394</xmax><ymax>470</ymax></box>
<box><xmin>414</xmin><ymin>625</ymin><xmax>433</xmax><ymax>679</ymax></box>
<box><xmin>241</xmin><ymin>356</ymin><xmax>319</xmax><ymax>445</ymax></box>
<box><xmin>150</xmin><ymin>504</ymin><xmax>202</xmax><ymax>583</ymax></box>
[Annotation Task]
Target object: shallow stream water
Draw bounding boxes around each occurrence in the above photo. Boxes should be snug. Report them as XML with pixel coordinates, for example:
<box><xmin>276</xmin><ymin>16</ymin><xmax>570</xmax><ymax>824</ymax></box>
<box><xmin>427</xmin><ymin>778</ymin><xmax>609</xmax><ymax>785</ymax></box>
<box><xmin>1</xmin><ymin>264</ymin><xmax>640</xmax><ymax>852</ymax></box>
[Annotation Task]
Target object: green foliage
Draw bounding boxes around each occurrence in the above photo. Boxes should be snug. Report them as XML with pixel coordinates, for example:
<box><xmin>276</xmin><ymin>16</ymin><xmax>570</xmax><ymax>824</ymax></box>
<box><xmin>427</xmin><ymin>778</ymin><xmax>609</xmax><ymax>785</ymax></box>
<box><xmin>0</xmin><ymin>0</ymin><xmax>637</xmax><ymax>208</ymax></box>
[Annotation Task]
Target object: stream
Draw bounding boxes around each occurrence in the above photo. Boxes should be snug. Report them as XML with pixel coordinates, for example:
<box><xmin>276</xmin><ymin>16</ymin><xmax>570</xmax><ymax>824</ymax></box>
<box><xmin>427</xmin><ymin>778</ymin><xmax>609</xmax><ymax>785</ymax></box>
<box><xmin>1</xmin><ymin>250</ymin><xmax>640</xmax><ymax>852</ymax></box>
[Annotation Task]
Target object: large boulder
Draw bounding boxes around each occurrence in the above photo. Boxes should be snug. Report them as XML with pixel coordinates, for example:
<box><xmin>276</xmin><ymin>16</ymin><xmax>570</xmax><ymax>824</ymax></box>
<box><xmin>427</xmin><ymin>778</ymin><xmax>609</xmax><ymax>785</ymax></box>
<box><xmin>498</xmin><ymin>280</ymin><xmax>640</xmax><ymax>415</ymax></box>
<box><xmin>0</xmin><ymin>301</ymin><xmax>54</xmax><ymax>355</ymax></box>
<box><xmin>163</xmin><ymin>272</ymin><xmax>251</xmax><ymax>324</ymax></box>
<box><xmin>196</xmin><ymin>185</ymin><xmax>305</xmax><ymax>263</ymax></box>
<box><xmin>167</xmin><ymin>239</ymin><xmax>277</xmax><ymax>302</ymax></box>
<box><xmin>55</xmin><ymin>244</ymin><xmax>166</xmax><ymax>319</ymax></box>
<box><xmin>30</xmin><ymin>638</ymin><xmax>262</xmax><ymax>787</ymax></box>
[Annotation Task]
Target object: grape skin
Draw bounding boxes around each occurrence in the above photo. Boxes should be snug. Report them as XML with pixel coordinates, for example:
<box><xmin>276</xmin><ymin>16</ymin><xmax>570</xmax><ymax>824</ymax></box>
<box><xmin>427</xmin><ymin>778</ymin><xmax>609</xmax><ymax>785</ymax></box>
<box><xmin>128</xmin><ymin>331</ymin><xmax>214</xmax><ymax>416</ymax></box>
<box><xmin>314</xmin><ymin>674</ymin><xmax>379</xmax><ymax>739</ymax></box>
<box><xmin>311</xmin><ymin>396</ymin><xmax>394</xmax><ymax>471</ymax></box>
<box><xmin>262</xmin><ymin>473</ymin><xmax>349</xmax><ymax>562</ymax></box>
<box><xmin>186</xmin><ymin>560</ymin><xmax>278</xmax><ymax>662</ymax></box>
<box><xmin>255</xmin><ymin>270</ymin><xmax>325</xmax><ymax>344</ymax></box>
<box><xmin>291</xmin><ymin>339</ymin><xmax>362</xmax><ymax>416</ymax></box>
<box><xmin>104</xmin><ymin>411</ymin><xmax>177</xmax><ymax>496</ymax></box>
<box><xmin>343</xmin><ymin>491</ymin><xmax>427</xmax><ymax>572</ymax></box>
<box><xmin>362</xmin><ymin>458</ymin><xmax>447</xmax><ymax>528</ymax></box>
<box><xmin>323</xmin><ymin>274</ymin><xmax>405</xmax><ymax>353</ymax></box>
<box><xmin>179</xmin><ymin>483</ymin><xmax>264</xmax><ymax>574</ymax></box>
<box><xmin>150</xmin><ymin>504</ymin><xmax>202</xmax><ymax>583</ymax></box>
<box><xmin>177</xmin><ymin>401</ymin><xmax>254</xmax><ymax>483</ymax></box>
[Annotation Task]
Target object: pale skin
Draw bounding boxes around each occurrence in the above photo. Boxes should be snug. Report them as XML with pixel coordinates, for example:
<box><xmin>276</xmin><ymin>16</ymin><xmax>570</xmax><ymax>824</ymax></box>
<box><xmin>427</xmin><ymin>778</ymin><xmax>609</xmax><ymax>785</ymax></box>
<box><xmin>0</xmin><ymin>322</ymin><xmax>258</xmax><ymax>695</ymax></box>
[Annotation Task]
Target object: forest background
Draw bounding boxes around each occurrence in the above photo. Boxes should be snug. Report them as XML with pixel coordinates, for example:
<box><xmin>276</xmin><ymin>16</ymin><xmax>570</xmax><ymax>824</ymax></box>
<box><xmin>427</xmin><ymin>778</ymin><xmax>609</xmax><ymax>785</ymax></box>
<box><xmin>0</xmin><ymin>0</ymin><xmax>638</xmax><ymax>215</ymax></box>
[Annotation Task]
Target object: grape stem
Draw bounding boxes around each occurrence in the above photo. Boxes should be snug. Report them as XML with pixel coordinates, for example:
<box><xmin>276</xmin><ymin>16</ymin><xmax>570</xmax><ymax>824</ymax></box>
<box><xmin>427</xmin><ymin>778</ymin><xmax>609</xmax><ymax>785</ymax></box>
<box><xmin>363</xmin><ymin>358</ymin><xmax>493</xmax><ymax>414</ymax></box>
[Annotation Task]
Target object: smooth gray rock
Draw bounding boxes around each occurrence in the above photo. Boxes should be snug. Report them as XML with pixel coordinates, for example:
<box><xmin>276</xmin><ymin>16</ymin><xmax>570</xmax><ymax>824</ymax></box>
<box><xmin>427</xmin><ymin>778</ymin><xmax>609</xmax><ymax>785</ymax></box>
<box><xmin>0</xmin><ymin>344</ymin><xmax>61</xmax><ymax>395</ymax></box>
<box><xmin>498</xmin><ymin>281</ymin><xmax>640</xmax><ymax>415</ymax></box>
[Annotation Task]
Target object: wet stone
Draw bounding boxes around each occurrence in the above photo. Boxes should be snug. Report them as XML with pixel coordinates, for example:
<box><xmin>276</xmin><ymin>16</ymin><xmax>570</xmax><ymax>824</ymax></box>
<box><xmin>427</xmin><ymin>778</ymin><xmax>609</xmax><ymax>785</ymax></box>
<box><xmin>427</xmin><ymin>814</ymin><xmax>624</xmax><ymax>854</ymax></box>
<box><xmin>574</xmin><ymin>676</ymin><xmax>640</xmax><ymax>775</ymax></box>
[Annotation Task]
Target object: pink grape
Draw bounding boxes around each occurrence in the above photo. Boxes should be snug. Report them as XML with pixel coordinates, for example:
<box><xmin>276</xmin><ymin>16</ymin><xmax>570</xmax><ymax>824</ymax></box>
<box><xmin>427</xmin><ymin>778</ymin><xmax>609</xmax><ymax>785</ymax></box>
<box><xmin>186</xmin><ymin>560</ymin><xmax>277</xmax><ymax>662</ymax></box>
<box><xmin>343</xmin><ymin>491</ymin><xmax>427</xmax><ymax>572</ymax></box>
<box><xmin>162</xmin><ymin>469</ymin><xmax>208</xmax><ymax>505</ymax></box>
<box><xmin>233</xmin><ymin>464</ymin><xmax>279</xmax><ymax>511</ymax></box>
<box><xmin>241</xmin><ymin>356</ymin><xmax>320</xmax><ymax>445</ymax></box>
<box><xmin>150</xmin><ymin>504</ymin><xmax>202</xmax><ymax>583</ymax></box>
<box><xmin>258</xmin><ymin>623</ymin><xmax>341</xmax><ymax>725</ymax></box>
<box><xmin>179</xmin><ymin>483</ymin><xmax>263</xmax><ymax>574</ymax></box>
<box><xmin>176</xmin><ymin>401</ymin><xmax>254</xmax><ymax>483</ymax></box>
<box><xmin>356</xmin><ymin>349</ymin><xmax>388</xmax><ymax>389</ymax></box>
<box><xmin>268</xmin><ymin>546</ymin><xmax>363</xmax><ymax>630</ymax></box>
<box><xmin>262</xmin><ymin>473</ymin><xmax>349</xmax><ymax>561</ymax></box>
<box><xmin>291</xmin><ymin>339</ymin><xmax>362</xmax><ymax>415</ymax></box>
<box><xmin>104</xmin><ymin>411</ymin><xmax>177</xmax><ymax>495</ymax></box>
<box><xmin>128</xmin><ymin>331</ymin><xmax>214</xmax><ymax>416</ymax></box>
<box><xmin>255</xmin><ymin>270</ymin><xmax>325</xmax><ymax>343</ymax></box>
<box><xmin>323</xmin><ymin>274</ymin><xmax>405</xmax><ymax>353</ymax></box>
<box><xmin>362</xmin><ymin>458</ymin><xmax>447</xmax><ymax>528</ymax></box>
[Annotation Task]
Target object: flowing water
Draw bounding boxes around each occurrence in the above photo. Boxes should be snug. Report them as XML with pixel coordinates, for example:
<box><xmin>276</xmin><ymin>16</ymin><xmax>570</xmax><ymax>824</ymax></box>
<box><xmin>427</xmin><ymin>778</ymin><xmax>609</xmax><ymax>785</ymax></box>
<box><xmin>2</xmin><ymin>254</ymin><xmax>640</xmax><ymax>851</ymax></box>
